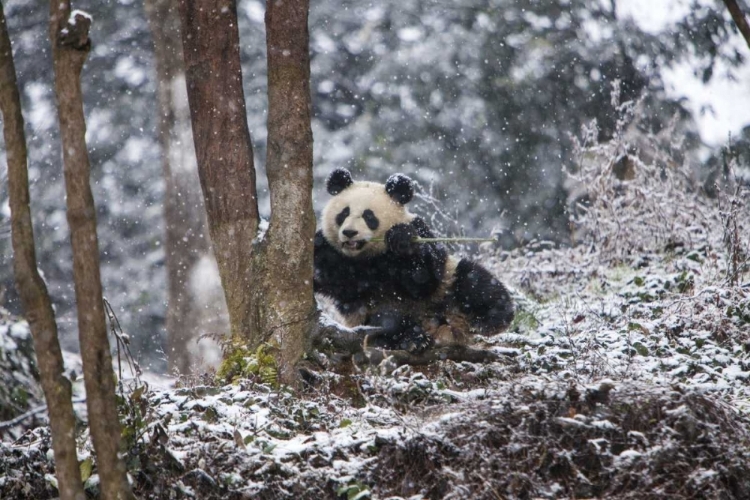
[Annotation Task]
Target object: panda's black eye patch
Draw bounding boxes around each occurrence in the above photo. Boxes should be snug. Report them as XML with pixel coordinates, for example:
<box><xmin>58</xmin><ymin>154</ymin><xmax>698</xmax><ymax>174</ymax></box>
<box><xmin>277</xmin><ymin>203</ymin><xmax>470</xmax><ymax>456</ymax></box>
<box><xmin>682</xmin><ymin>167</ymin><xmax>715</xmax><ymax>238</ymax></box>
<box><xmin>363</xmin><ymin>209</ymin><xmax>379</xmax><ymax>230</ymax></box>
<box><xmin>335</xmin><ymin>207</ymin><xmax>350</xmax><ymax>226</ymax></box>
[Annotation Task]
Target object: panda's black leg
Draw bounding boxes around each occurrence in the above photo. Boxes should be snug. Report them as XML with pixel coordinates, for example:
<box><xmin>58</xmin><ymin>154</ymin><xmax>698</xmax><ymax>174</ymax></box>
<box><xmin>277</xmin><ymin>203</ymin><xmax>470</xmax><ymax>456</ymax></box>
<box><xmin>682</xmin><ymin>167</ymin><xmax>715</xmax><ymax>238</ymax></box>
<box><xmin>452</xmin><ymin>259</ymin><xmax>514</xmax><ymax>334</ymax></box>
<box><xmin>365</xmin><ymin>311</ymin><xmax>434</xmax><ymax>353</ymax></box>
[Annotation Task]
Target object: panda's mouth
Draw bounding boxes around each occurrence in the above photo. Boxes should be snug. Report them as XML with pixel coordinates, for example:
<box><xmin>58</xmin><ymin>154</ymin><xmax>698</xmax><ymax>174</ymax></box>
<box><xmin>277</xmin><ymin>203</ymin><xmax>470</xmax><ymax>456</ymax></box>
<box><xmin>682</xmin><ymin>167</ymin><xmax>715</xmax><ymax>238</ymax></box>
<box><xmin>342</xmin><ymin>240</ymin><xmax>367</xmax><ymax>251</ymax></box>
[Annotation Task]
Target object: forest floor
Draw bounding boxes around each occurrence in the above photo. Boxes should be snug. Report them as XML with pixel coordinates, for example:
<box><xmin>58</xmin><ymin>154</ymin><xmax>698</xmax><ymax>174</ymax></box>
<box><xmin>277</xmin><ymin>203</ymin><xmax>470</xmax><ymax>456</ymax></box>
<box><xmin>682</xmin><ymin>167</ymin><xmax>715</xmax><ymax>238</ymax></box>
<box><xmin>2</xmin><ymin>234</ymin><xmax>749</xmax><ymax>499</ymax></box>
<box><xmin>2</xmin><ymin>143</ymin><xmax>750</xmax><ymax>499</ymax></box>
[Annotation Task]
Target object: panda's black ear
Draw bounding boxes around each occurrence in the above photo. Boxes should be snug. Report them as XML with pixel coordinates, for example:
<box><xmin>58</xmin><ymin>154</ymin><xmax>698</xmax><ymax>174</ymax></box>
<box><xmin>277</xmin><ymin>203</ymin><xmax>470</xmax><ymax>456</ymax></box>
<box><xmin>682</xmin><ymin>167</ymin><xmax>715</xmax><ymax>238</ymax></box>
<box><xmin>385</xmin><ymin>173</ymin><xmax>414</xmax><ymax>204</ymax></box>
<box><xmin>327</xmin><ymin>168</ymin><xmax>353</xmax><ymax>195</ymax></box>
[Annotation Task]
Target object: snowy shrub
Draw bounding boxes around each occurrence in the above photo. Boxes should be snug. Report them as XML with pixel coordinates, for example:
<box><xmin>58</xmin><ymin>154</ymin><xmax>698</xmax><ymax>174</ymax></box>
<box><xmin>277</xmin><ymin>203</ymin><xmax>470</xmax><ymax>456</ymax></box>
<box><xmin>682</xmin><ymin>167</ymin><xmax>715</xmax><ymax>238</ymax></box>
<box><xmin>566</xmin><ymin>89</ymin><xmax>750</xmax><ymax>276</ymax></box>
<box><xmin>369</xmin><ymin>382</ymin><xmax>750</xmax><ymax>499</ymax></box>
<box><xmin>569</xmin><ymin>93</ymin><xmax>750</xmax><ymax>274</ymax></box>
<box><xmin>0</xmin><ymin>315</ymin><xmax>44</xmax><ymax>439</ymax></box>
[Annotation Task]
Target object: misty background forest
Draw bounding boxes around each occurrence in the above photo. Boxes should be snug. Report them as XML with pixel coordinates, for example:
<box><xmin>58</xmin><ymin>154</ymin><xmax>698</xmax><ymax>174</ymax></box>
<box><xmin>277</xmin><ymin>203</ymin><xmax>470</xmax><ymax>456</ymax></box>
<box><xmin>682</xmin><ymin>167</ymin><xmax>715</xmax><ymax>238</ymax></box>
<box><xmin>0</xmin><ymin>0</ymin><xmax>748</xmax><ymax>372</ymax></box>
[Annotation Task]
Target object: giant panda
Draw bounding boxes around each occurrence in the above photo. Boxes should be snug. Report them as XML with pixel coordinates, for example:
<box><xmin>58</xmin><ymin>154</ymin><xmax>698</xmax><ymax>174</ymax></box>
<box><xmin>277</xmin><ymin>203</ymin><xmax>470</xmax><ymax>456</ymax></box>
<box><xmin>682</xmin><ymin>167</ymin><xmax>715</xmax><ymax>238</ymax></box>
<box><xmin>314</xmin><ymin>168</ymin><xmax>514</xmax><ymax>353</ymax></box>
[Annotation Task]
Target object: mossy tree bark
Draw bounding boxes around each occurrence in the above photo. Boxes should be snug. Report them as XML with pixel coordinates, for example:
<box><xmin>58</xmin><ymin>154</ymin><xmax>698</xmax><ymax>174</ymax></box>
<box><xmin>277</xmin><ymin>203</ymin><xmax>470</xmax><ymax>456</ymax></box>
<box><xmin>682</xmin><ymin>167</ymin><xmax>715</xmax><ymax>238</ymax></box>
<box><xmin>179</xmin><ymin>0</ymin><xmax>315</xmax><ymax>385</ymax></box>
<box><xmin>0</xmin><ymin>5</ymin><xmax>85</xmax><ymax>500</ymax></box>
<box><xmin>144</xmin><ymin>0</ymin><xmax>215</xmax><ymax>375</ymax></box>
<box><xmin>48</xmin><ymin>5</ymin><xmax>134</xmax><ymax>499</ymax></box>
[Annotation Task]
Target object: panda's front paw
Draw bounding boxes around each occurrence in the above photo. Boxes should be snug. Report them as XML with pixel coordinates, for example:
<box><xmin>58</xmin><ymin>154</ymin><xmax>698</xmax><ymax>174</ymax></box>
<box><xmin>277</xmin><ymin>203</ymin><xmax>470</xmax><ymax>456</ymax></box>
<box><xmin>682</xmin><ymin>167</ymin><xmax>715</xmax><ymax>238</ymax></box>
<box><xmin>397</xmin><ymin>325</ymin><xmax>434</xmax><ymax>353</ymax></box>
<box><xmin>365</xmin><ymin>324</ymin><xmax>434</xmax><ymax>354</ymax></box>
<box><xmin>386</xmin><ymin>223</ymin><xmax>418</xmax><ymax>255</ymax></box>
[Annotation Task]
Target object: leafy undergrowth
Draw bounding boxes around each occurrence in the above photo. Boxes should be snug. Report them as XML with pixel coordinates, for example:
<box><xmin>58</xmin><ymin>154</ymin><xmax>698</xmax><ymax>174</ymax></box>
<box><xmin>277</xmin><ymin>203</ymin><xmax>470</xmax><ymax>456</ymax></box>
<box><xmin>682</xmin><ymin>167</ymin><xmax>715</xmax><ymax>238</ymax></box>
<box><xmin>2</xmin><ymin>117</ymin><xmax>750</xmax><ymax>498</ymax></box>
<box><xmin>0</xmin><ymin>315</ymin><xmax>45</xmax><ymax>439</ymax></box>
<box><xmin>3</xmin><ymin>371</ymin><xmax>750</xmax><ymax>499</ymax></box>
<box><xmin>3</xmin><ymin>238</ymin><xmax>750</xmax><ymax>499</ymax></box>
<box><xmin>2</xmin><ymin>259</ymin><xmax>750</xmax><ymax>500</ymax></box>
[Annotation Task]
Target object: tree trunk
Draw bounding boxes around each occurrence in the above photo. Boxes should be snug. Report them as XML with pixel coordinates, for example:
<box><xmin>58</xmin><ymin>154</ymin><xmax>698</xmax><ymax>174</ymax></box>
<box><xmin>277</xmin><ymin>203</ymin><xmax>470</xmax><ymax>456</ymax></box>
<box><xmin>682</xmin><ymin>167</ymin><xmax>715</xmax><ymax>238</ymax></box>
<box><xmin>0</xmin><ymin>6</ymin><xmax>85</xmax><ymax>500</ymax></box>
<box><xmin>178</xmin><ymin>0</ymin><xmax>315</xmax><ymax>385</ymax></box>
<box><xmin>178</xmin><ymin>0</ymin><xmax>261</xmax><ymax>342</ymax></box>
<box><xmin>48</xmin><ymin>5</ymin><xmax>134</xmax><ymax>500</ymax></box>
<box><xmin>264</xmin><ymin>0</ymin><xmax>316</xmax><ymax>383</ymax></box>
<box><xmin>144</xmin><ymin>0</ymin><xmax>217</xmax><ymax>375</ymax></box>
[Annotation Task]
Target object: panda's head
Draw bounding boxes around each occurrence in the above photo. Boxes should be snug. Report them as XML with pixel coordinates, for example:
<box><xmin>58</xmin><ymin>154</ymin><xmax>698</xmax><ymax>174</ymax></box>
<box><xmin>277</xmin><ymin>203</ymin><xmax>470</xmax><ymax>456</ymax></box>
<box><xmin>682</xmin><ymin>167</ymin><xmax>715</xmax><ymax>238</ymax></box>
<box><xmin>321</xmin><ymin>168</ymin><xmax>415</xmax><ymax>258</ymax></box>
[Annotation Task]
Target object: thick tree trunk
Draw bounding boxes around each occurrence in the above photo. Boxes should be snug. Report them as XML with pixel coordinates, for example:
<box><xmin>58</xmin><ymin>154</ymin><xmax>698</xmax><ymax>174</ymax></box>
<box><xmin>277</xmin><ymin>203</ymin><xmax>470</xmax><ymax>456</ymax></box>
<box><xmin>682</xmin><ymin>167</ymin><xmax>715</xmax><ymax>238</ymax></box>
<box><xmin>178</xmin><ymin>0</ymin><xmax>315</xmax><ymax>385</ymax></box>
<box><xmin>144</xmin><ymin>0</ymin><xmax>216</xmax><ymax>375</ymax></box>
<box><xmin>48</xmin><ymin>5</ymin><xmax>133</xmax><ymax>500</ymax></box>
<box><xmin>178</xmin><ymin>0</ymin><xmax>262</xmax><ymax>341</ymax></box>
<box><xmin>0</xmin><ymin>6</ymin><xmax>85</xmax><ymax>500</ymax></box>
<box><xmin>264</xmin><ymin>0</ymin><xmax>316</xmax><ymax>383</ymax></box>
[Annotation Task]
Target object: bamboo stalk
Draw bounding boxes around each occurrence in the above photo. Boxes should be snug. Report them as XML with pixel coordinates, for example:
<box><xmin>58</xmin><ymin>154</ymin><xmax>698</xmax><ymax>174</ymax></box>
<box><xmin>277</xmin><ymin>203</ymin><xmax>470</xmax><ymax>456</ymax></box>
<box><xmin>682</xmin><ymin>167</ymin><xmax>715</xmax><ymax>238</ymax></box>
<box><xmin>370</xmin><ymin>236</ymin><xmax>498</xmax><ymax>243</ymax></box>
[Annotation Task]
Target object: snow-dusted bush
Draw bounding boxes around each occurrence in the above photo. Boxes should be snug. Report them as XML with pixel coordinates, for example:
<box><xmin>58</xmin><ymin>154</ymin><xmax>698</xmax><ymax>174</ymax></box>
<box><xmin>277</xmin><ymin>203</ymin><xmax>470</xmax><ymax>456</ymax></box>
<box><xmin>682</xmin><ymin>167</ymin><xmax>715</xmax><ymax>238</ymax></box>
<box><xmin>0</xmin><ymin>314</ymin><xmax>44</xmax><ymax>439</ymax></box>
<box><xmin>566</xmin><ymin>89</ymin><xmax>749</xmax><ymax>275</ymax></box>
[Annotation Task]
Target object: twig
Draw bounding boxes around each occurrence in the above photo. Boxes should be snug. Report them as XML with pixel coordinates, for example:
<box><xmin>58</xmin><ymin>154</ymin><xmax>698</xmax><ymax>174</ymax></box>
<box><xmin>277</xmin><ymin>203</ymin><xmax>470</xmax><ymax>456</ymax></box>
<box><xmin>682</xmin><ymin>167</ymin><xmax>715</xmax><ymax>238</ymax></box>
<box><xmin>0</xmin><ymin>397</ymin><xmax>87</xmax><ymax>431</ymax></box>
<box><xmin>370</xmin><ymin>236</ymin><xmax>498</xmax><ymax>244</ymax></box>
<box><xmin>310</xmin><ymin>320</ymin><xmax>378</xmax><ymax>353</ymax></box>
<box><xmin>365</xmin><ymin>345</ymin><xmax>508</xmax><ymax>366</ymax></box>
<box><xmin>103</xmin><ymin>297</ymin><xmax>142</xmax><ymax>390</ymax></box>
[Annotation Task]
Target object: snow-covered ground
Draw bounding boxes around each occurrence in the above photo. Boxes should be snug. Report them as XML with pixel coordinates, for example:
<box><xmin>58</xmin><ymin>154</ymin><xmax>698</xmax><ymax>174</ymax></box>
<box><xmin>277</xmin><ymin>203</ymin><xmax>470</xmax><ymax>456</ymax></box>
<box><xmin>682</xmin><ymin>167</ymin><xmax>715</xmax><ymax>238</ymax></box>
<box><xmin>1</xmin><ymin>124</ymin><xmax>749</xmax><ymax>498</ymax></box>
<box><xmin>2</xmin><ymin>234</ymin><xmax>749</xmax><ymax>498</ymax></box>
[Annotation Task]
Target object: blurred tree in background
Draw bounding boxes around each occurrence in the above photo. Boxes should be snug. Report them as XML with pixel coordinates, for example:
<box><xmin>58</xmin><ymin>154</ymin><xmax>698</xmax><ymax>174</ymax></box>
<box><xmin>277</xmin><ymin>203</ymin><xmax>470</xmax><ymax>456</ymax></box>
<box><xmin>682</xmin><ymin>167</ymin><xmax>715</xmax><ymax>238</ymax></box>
<box><xmin>145</xmin><ymin>0</ymin><xmax>220</xmax><ymax>375</ymax></box>
<box><xmin>0</xmin><ymin>0</ymin><xmax>745</xmax><ymax>370</ymax></box>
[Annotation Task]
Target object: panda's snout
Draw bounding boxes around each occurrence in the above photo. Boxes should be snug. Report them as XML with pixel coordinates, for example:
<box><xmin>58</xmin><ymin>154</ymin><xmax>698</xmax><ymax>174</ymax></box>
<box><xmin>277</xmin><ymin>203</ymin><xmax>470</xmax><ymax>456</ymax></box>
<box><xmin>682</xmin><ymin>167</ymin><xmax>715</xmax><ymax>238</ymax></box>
<box><xmin>340</xmin><ymin>227</ymin><xmax>367</xmax><ymax>252</ymax></box>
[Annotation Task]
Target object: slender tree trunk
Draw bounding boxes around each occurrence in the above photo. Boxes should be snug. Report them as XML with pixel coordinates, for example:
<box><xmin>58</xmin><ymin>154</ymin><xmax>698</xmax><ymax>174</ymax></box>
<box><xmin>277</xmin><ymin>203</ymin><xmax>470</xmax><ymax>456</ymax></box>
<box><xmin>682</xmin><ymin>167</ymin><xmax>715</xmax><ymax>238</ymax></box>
<box><xmin>178</xmin><ymin>0</ymin><xmax>315</xmax><ymax>385</ymax></box>
<box><xmin>48</xmin><ymin>5</ymin><xmax>133</xmax><ymax>499</ymax></box>
<box><xmin>144</xmin><ymin>0</ymin><xmax>216</xmax><ymax>375</ymax></box>
<box><xmin>0</xmin><ymin>6</ymin><xmax>85</xmax><ymax>500</ymax></box>
<box><xmin>264</xmin><ymin>0</ymin><xmax>316</xmax><ymax>383</ymax></box>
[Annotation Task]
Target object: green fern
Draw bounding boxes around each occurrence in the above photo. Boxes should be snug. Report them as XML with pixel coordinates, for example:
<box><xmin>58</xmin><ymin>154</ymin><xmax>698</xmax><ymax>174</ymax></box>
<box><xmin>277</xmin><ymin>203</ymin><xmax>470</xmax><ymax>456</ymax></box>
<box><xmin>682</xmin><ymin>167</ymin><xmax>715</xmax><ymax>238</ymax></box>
<box><xmin>217</xmin><ymin>340</ymin><xmax>279</xmax><ymax>388</ymax></box>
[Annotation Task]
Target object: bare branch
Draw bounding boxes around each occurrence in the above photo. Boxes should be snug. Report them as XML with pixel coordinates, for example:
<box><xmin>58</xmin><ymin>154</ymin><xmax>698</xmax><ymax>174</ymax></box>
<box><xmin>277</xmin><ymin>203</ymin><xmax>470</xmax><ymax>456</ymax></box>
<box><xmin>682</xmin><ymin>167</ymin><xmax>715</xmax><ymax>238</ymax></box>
<box><xmin>311</xmin><ymin>320</ymin><xmax>377</xmax><ymax>354</ymax></box>
<box><xmin>365</xmin><ymin>345</ymin><xmax>506</xmax><ymax>366</ymax></box>
<box><xmin>0</xmin><ymin>398</ymin><xmax>87</xmax><ymax>432</ymax></box>
<box><xmin>311</xmin><ymin>319</ymin><xmax>512</xmax><ymax>367</ymax></box>
<box><xmin>723</xmin><ymin>0</ymin><xmax>750</xmax><ymax>50</ymax></box>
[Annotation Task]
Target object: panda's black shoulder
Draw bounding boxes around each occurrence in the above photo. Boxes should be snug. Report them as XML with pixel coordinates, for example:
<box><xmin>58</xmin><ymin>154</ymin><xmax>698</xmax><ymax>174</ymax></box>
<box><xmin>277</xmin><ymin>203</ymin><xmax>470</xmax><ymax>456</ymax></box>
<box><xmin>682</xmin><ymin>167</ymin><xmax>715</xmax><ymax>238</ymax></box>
<box><xmin>314</xmin><ymin>229</ymin><xmax>345</xmax><ymax>265</ymax></box>
<box><xmin>314</xmin><ymin>229</ymin><xmax>329</xmax><ymax>250</ymax></box>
